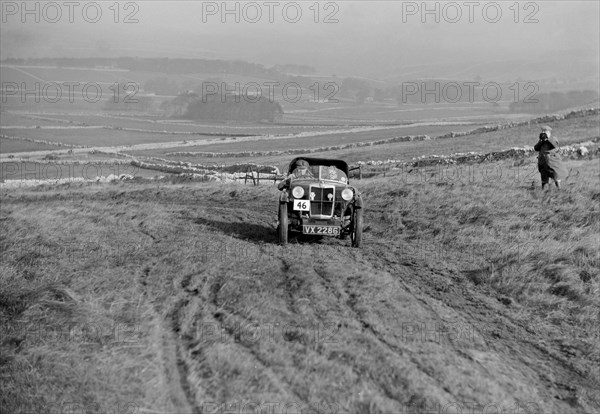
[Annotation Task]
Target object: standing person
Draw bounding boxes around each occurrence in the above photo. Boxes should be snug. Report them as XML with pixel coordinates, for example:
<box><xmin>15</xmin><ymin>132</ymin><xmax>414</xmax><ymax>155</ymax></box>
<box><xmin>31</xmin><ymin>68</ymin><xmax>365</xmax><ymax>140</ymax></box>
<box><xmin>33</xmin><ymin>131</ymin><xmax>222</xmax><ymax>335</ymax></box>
<box><xmin>534</xmin><ymin>125</ymin><xmax>567</xmax><ymax>190</ymax></box>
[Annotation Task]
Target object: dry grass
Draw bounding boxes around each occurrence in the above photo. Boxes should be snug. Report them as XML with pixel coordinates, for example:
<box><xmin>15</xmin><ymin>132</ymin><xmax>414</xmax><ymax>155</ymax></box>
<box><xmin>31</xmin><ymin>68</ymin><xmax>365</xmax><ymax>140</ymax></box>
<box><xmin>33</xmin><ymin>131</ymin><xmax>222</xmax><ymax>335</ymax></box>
<box><xmin>0</xmin><ymin>198</ymin><xmax>175</xmax><ymax>413</ymax></box>
<box><xmin>362</xmin><ymin>156</ymin><xmax>600</xmax><ymax>366</ymax></box>
<box><xmin>1</xmin><ymin>136</ymin><xmax>598</xmax><ymax>412</ymax></box>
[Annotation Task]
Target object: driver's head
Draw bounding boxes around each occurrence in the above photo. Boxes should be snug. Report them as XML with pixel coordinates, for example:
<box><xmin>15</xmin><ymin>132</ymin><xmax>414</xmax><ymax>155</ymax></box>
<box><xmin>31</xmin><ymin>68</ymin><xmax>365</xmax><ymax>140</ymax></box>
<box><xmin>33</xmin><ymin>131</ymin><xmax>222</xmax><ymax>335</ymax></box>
<box><xmin>294</xmin><ymin>159</ymin><xmax>309</xmax><ymax>174</ymax></box>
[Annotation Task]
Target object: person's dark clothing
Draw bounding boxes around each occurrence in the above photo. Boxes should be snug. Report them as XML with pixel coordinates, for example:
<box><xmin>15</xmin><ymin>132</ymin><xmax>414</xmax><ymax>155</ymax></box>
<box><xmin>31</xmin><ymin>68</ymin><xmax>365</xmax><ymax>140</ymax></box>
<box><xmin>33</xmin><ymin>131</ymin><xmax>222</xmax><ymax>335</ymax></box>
<box><xmin>534</xmin><ymin>136</ymin><xmax>567</xmax><ymax>184</ymax></box>
<box><xmin>277</xmin><ymin>169</ymin><xmax>314</xmax><ymax>190</ymax></box>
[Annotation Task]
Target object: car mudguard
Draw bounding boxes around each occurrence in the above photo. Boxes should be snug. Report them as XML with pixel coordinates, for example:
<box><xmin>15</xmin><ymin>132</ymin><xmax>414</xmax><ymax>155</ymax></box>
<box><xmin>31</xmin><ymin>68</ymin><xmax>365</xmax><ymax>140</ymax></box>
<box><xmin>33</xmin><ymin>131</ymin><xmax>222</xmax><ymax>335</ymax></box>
<box><xmin>279</xmin><ymin>191</ymin><xmax>289</xmax><ymax>203</ymax></box>
<box><xmin>354</xmin><ymin>192</ymin><xmax>363</xmax><ymax>209</ymax></box>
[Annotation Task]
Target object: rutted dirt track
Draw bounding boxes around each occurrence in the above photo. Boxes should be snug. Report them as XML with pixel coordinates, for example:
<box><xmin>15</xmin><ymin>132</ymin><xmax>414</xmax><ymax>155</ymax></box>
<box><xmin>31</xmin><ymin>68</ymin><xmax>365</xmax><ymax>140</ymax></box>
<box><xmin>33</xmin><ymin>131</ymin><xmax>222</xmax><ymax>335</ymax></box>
<box><xmin>2</xmin><ymin>182</ymin><xmax>599</xmax><ymax>413</ymax></box>
<box><xmin>124</xmin><ymin>184</ymin><xmax>597</xmax><ymax>414</ymax></box>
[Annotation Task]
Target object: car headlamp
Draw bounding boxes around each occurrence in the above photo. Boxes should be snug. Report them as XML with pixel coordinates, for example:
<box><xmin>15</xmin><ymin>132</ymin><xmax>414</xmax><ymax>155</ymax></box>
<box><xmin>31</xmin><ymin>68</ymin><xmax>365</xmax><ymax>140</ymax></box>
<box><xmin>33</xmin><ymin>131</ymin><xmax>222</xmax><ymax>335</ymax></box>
<box><xmin>292</xmin><ymin>186</ymin><xmax>305</xmax><ymax>198</ymax></box>
<box><xmin>341</xmin><ymin>188</ymin><xmax>353</xmax><ymax>201</ymax></box>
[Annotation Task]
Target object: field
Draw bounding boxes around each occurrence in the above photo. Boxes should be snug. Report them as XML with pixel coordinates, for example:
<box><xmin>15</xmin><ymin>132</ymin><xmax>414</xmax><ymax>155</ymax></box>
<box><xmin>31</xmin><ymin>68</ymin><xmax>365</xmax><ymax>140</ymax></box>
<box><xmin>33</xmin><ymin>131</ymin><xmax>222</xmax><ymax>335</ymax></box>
<box><xmin>1</xmin><ymin>67</ymin><xmax>600</xmax><ymax>413</ymax></box>
<box><xmin>0</xmin><ymin>138</ymin><xmax>58</xmax><ymax>153</ymax></box>
<box><xmin>0</xmin><ymin>127</ymin><xmax>241</xmax><ymax>148</ymax></box>
<box><xmin>2</xmin><ymin>110</ymin><xmax>597</xmax><ymax>184</ymax></box>
<box><xmin>1</xmin><ymin>153</ymin><xmax>599</xmax><ymax>413</ymax></box>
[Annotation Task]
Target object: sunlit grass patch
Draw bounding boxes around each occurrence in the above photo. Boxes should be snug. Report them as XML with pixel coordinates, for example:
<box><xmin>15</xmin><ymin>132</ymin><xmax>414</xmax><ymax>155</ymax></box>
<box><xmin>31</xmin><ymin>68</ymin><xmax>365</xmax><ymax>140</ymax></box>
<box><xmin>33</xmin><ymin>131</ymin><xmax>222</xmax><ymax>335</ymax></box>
<box><xmin>363</xmin><ymin>156</ymin><xmax>599</xmax><ymax>366</ymax></box>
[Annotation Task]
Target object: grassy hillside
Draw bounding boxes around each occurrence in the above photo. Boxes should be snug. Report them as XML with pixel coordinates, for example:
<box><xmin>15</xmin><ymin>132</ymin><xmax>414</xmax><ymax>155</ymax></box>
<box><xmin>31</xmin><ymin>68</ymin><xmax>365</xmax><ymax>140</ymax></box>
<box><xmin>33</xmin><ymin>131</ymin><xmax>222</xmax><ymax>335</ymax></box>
<box><xmin>1</xmin><ymin>153</ymin><xmax>598</xmax><ymax>413</ymax></box>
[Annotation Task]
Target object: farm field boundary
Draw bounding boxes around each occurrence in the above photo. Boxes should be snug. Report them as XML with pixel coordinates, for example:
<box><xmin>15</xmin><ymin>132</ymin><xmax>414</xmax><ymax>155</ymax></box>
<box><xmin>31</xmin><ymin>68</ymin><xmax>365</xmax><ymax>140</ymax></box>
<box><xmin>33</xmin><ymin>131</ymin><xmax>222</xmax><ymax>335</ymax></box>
<box><xmin>159</xmin><ymin>108</ymin><xmax>599</xmax><ymax>159</ymax></box>
<box><xmin>3</xmin><ymin>139</ymin><xmax>597</xmax><ymax>189</ymax></box>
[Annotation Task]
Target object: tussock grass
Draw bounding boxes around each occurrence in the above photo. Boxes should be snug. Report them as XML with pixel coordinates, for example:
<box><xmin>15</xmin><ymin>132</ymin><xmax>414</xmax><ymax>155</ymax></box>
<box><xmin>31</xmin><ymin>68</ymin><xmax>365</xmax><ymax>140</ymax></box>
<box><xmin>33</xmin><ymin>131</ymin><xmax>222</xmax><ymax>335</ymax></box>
<box><xmin>1</xmin><ymin>152</ymin><xmax>598</xmax><ymax>412</ymax></box>
<box><xmin>363</xmin><ymin>156</ymin><xmax>599</xmax><ymax>372</ymax></box>
<box><xmin>0</xmin><ymin>192</ymin><xmax>178</xmax><ymax>413</ymax></box>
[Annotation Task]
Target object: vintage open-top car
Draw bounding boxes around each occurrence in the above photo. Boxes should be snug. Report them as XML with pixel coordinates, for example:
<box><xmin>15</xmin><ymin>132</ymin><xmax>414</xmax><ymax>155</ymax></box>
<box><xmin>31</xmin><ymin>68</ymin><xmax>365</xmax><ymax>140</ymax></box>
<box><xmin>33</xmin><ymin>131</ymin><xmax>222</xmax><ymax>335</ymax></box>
<box><xmin>277</xmin><ymin>157</ymin><xmax>364</xmax><ymax>247</ymax></box>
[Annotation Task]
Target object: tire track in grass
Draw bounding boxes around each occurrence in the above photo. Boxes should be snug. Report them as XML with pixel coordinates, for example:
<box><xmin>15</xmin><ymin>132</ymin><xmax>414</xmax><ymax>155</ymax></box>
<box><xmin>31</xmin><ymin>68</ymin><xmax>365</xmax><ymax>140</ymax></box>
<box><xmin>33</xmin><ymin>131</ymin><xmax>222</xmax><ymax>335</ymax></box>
<box><xmin>10</xmin><ymin>182</ymin><xmax>597</xmax><ymax>412</ymax></box>
<box><xmin>142</xmin><ymin>199</ymin><xmax>497</xmax><ymax>411</ymax></box>
<box><xmin>134</xmin><ymin>227</ymin><xmax>198</xmax><ymax>414</ymax></box>
<box><xmin>254</xmin><ymin>245</ymin><xmax>419</xmax><ymax>411</ymax></box>
<box><xmin>146</xmin><ymin>216</ymin><xmax>314</xmax><ymax>408</ymax></box>
<box><xmin>318</xmin><ymin>240</ymin><xmax>580</xmax><ymax>411</ymax></box>
<box><xmin>310</xmin><ymin>247</ymin><xmax>457</xmax><ymax>409</ymax></box>
<box><xmin>361</xmin><ymin>238</ymin><xmax>599</xmax><ymax>413</ymax></box>
<box><xmin>118</xmin><ymin>182</ymin><xmax>600</xmax><ymax>413</ymax></box>
<box><xmin>161</xmin><ymin>299</ymin><xmax>199</xmax><ymax>414</ymax></box>
<box><xmin>171</xmin><ymin>270</ymin><xmax>308</xmax><ymax>408</ymax></box>
<box><xmin>163</xmin><ymin>232</ymin><xmax>411</xmax><ymax>411</ymax></box>
<box><xmin>311</xmin><ymin>262</ymin><xmax>411</xmax><ymax>406</ymax></box>
<box><xmin>158</xmin><ymin>191</ymin><xmax>483</xmax><ymax>411</ymax></box>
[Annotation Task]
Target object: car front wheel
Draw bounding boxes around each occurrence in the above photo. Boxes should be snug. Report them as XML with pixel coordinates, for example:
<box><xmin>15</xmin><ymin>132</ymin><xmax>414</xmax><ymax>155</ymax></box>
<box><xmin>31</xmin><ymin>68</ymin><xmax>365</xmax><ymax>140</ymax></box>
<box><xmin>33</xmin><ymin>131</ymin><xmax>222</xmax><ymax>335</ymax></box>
<box><xmin>351</xmin><ymin>208</ymin><xmax>363</xmax><ymax>248</ymax></box>
<box><xmin>278</xmin><ymin>202</ymin><xmax>288</xmax><ymax>244</ymax></box>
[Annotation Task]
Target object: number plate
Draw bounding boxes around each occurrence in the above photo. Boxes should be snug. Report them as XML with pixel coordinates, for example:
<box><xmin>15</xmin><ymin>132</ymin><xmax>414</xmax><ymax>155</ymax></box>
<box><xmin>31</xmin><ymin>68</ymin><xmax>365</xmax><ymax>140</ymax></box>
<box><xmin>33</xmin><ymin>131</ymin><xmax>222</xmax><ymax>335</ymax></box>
<box><xmin>303</xmin><ymin>225</ymin><xmax>340</xmax><ymax>235</ymax></box>
<box><xmin>293</xmin><ymin>200</ymin><xmax>310</xmax><ymax>211</ymax></box>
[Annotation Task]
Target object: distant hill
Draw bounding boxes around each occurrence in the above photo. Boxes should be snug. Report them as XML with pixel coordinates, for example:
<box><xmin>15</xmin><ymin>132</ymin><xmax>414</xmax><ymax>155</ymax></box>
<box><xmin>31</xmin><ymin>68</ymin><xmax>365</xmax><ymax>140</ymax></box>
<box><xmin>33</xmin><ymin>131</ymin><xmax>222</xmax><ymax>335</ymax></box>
<box><xmin>379</xmin><ymin>49</ymin><xmax>599</xmax><ymax>92</ymax></box>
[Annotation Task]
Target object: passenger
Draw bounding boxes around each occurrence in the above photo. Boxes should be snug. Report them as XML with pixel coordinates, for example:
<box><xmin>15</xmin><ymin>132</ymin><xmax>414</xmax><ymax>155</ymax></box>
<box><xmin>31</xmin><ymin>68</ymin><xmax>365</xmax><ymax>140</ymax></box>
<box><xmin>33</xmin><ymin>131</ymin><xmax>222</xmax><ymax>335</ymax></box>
<box><xmin>324</xmin><ymin>165</ymin><xmax>347</xmax><ymax>182</ymax></box>
<box><xmin>326</xmin><ymin>166</ymin><xmax>339</xmax><ymax>180</ymax></box>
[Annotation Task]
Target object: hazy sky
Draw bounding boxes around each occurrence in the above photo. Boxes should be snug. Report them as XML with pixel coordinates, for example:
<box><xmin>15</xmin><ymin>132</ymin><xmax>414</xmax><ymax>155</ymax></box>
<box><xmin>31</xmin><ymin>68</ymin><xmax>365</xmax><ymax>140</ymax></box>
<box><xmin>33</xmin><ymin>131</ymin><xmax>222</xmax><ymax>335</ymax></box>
<box><xmin>1</xmin><ymin>1</ymin><xmax>599</xmax><ymax>80</ymax></box>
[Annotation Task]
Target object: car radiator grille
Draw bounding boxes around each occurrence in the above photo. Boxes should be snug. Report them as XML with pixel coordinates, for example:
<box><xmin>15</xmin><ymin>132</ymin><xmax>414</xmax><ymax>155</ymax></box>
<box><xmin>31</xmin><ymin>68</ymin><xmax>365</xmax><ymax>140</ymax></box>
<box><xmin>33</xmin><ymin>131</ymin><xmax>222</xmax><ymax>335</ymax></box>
<box><xmin>310</xmin><ymin>185</ymin><xmax>334</xmax><ymax>217</ymax></box>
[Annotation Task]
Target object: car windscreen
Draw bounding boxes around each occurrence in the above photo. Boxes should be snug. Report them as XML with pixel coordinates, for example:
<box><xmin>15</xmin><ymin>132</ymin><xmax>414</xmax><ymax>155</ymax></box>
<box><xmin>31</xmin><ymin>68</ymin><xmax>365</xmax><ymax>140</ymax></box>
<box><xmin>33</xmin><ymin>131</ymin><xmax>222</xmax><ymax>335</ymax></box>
<box><xmin>292</xmin><ymin>166</ymin><xmax>316</xmax><ymax>178</ymax></box>
<box><xmin>290</xmin><ymin>165</ymin><xmax>348</xmax><ymax>182</ymax></box>
<box><xmin>318</xmin><ymin>165</ymin><xmax>347</xmax><ymax>182</ymax></box>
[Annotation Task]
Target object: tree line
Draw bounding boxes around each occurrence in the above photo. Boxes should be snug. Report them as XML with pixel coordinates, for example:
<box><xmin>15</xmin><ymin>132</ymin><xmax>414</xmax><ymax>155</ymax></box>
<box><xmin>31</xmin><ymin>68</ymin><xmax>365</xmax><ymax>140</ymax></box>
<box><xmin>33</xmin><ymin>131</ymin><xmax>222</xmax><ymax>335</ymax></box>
<box><xmin>174</xmin><ymin>93</ymin><xmax>283</xmax><ymax>123</ymax></box>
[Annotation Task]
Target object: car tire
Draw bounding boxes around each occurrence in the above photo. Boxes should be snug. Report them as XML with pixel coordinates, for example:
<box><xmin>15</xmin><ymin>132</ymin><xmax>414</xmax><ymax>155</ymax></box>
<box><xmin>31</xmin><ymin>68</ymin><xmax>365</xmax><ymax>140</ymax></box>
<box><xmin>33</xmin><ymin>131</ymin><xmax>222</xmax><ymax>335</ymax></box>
<box><xmin>351</xmin><ymin>208</ymin><xmax>363</xmax><ymax>248</ymax></box>
<box><xmin>278</xmin><ymin>202</ymin><xmax>288</xmax><ymax>244</ymax></box>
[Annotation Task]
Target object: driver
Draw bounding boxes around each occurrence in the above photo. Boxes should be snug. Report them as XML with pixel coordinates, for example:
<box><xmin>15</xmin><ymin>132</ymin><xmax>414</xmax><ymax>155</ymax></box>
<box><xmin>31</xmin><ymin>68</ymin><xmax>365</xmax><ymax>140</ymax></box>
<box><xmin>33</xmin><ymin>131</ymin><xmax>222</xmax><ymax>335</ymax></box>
<box><xmin>278</xmin><ymin>159</ymin><xmax>313</xmax><ymax>190</ymax></box>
